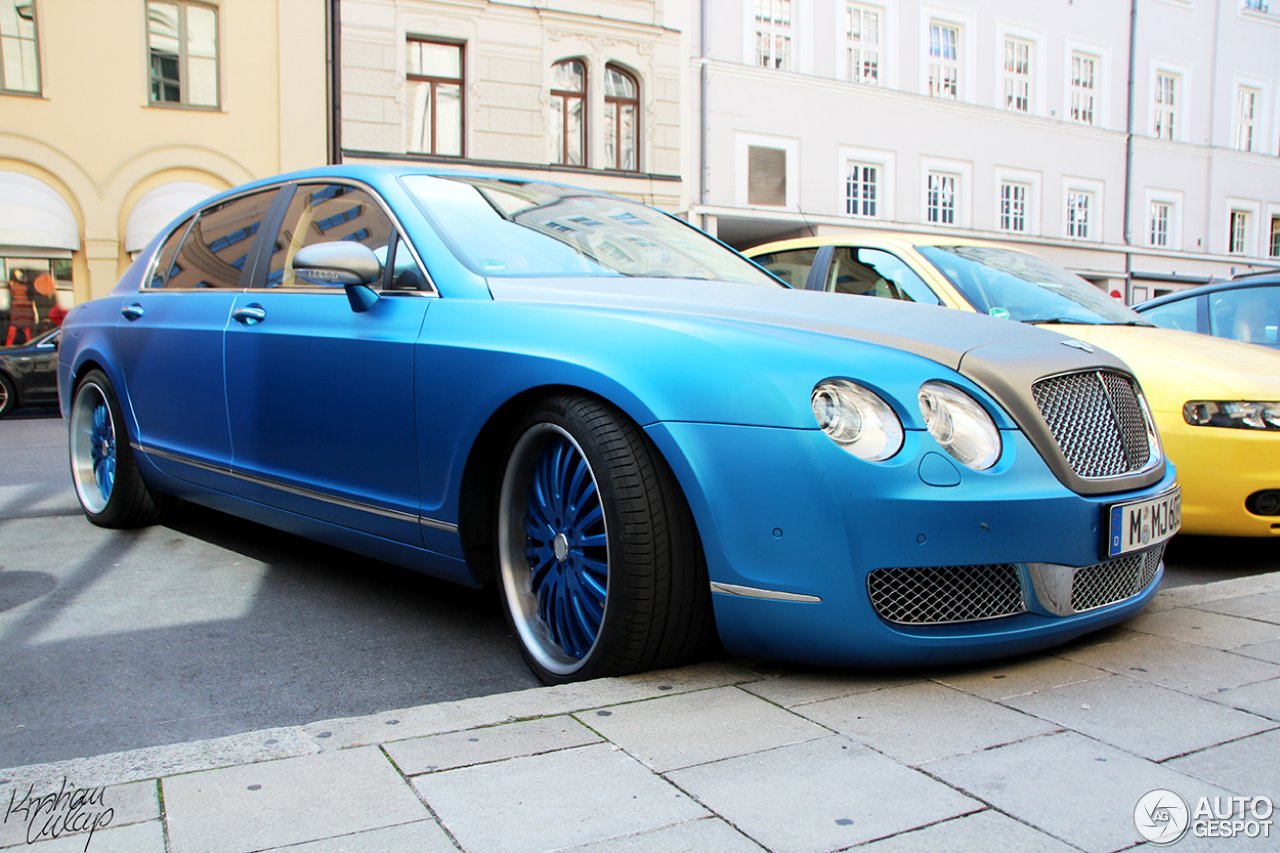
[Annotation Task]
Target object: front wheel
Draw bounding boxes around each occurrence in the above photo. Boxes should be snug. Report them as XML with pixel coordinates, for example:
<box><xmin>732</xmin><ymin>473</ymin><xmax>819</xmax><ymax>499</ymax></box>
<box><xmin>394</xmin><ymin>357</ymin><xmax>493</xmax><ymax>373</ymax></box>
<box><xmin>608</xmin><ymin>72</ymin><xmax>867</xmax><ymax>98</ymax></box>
<box><xmin>496</xmin><ymin>394</ymin><xmax>711</xmax><ymax>684</ymax></box>
<box><xmin>69</xmin><ymin>369</ymin><xmax>173</xmax><ymax>528</ymax></box>
<box><xmin>0</xmin><ymin>373</ymin><xmax>15</xmax><ymax>417</ymax></box>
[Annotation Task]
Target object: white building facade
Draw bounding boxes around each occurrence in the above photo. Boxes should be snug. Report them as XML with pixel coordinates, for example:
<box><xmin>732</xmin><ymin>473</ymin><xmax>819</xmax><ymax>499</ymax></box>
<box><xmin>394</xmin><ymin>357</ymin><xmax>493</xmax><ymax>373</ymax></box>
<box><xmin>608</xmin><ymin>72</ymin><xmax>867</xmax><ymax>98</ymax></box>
<box><xmin>691</xmin><ymin>0</ymin><xmax>1280</xmax><ymax>300</ymax></box>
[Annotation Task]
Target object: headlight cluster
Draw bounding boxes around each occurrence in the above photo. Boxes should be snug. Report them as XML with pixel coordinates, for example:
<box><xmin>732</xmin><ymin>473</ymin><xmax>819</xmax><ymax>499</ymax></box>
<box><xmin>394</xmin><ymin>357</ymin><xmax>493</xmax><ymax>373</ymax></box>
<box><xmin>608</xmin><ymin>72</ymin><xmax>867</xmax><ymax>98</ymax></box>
<box><xmin>1183</xmin><ymin>401</ymin><xmax>1280</xmax><ymax>431</ymax></box>
<box><xmin>811</xmin><ymin>379</ymin><xmax>1002</xmax><ymax>470</ymax></box>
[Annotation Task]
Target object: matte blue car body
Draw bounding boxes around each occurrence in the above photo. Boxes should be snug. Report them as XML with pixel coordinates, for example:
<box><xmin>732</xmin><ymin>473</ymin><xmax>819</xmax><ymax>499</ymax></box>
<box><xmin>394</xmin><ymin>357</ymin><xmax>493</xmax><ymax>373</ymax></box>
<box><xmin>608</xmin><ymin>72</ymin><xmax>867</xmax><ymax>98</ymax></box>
<box><xmin>59</xmin><ymin>164</ymin><xmax>1174</xmax><ymax>668</ymax></box>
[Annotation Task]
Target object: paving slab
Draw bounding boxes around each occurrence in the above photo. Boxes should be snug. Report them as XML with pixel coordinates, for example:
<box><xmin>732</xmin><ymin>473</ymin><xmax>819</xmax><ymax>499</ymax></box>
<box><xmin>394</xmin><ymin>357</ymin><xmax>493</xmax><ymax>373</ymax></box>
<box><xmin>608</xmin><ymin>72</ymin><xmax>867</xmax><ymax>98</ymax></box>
<box><xmin>1123</xmin><ymin>607</ymin><xmax>1280</xmax><ymax>650</ymax></box>
<box><xmin>795</xmin><ymin>681</ymin><xmax>1057</xmax><ymax>766</ymax></box>
<box><xmin>258</xmin><ymin>821</ymin><xmax>457</xmax><ymax>853</ymax></box>
<box><xmin>385</xmin><ymin>715</ymin><xmax>601</xmax><ymax>775</ymax></box>
<box><xmin>1193</xmin><ymin>591</ymin><xmax>1280</xmax><ymax>624</ymax></box>
<box><xmin>1059</xmin><ymin>630</ymin><xmax>1280</xmax><ymax>695</ymax></box>
<box><xmin>578</xmin><ymin>686</ymin><xmax>829</xmax><ymax>772</ymax></box>
<box><xmin>1002</xmin><ymin>674</ymin><xmax>1277</xmax><ymax>761</ymax></box>
<box><xmin>737</xmin><ymin>671</ymin><xmax>919</xmax><ymax>708</ymax></box>
<box><xmin>1204</xmin><ymin>678</ymin><xmax>1280</xmax><ymax>722</ymax></box>
<box><xmin>666</xmin><ymin>736</ymin><xmax>981</xmax><ymax>853</ymax></box>
<box><xmin>1165</xmin><ymin>728</ymin><xmax>1280</xmax><ymax>796</ymax></box>
<box><xmin>0</xmin><ymin>820</ymin><xmax>165</xmax><ymax>853</ymax></box>
<box><xmin>850</xmin><ymin>809</ymin><xmax>1079</xmax><ymax>853</ymax></box>
<box><xmin>558</xmin><ymin>818</ymin><xmax>765</xmax><ymax>853</ymax></box>
<box><xmin>411</xmin><ymin>742</ymin><xmax>706</xmax><ymax>853</ymax></box>
<box><xmin>930</xmin><ymin>654</ymin><xmax>1111</xmax><ymax>701</ymax></box>
<box><xmin>1231</xmin><ymin>639</ymin><xmax>1280</xmax><ymax>665</ymax></box>
<box><xmin>0</xmin><ymin>778</ymin><xmax>156</xmax><ymax>849</ymax></box>
<box><xmin>927</xmin><ymin>731</ymin><xmax>1233</xmax><ymax>853</ymax></box>
<box><xmin>162</xmin><ymin>746</ymin><xmax>429</xmax><ymax>853</ymax></box>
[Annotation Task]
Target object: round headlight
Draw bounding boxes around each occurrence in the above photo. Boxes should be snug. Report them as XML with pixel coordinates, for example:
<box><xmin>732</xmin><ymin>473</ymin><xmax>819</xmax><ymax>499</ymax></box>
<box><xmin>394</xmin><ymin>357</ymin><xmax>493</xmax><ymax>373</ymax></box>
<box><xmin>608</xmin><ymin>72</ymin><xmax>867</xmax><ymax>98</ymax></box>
<box><xmin>811</xmin><ymin>380</ymin><xmax>904</xmax><ymax>462</ymax></box>
<box><xmin>918</xmin><ymin>381</ymin><xmax>1002</xmax><ymax>470</ymax></box>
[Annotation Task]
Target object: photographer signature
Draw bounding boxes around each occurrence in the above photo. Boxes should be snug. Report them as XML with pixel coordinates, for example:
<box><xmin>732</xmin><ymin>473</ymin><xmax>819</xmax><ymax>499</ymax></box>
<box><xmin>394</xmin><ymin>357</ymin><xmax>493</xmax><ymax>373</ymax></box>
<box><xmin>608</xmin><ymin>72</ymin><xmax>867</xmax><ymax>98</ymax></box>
<box><xmin>3</xmin><ymin>778</ymin><xmax>114</xmax><ymax>850</ymax></box>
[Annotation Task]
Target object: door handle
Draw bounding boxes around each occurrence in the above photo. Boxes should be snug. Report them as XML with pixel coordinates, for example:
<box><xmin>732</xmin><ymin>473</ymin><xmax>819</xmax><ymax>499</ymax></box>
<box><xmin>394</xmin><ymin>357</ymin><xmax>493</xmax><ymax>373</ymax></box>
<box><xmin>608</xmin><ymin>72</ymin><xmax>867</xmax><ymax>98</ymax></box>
<box><xmin>121</xmin><ymin>303</ymin><xmax>144</xmax><ymax>321</ymax></box>
<box><xmin>232</xmin><ymin>305</ymin><xmax>267</xmax><ymax>326</ymax></box>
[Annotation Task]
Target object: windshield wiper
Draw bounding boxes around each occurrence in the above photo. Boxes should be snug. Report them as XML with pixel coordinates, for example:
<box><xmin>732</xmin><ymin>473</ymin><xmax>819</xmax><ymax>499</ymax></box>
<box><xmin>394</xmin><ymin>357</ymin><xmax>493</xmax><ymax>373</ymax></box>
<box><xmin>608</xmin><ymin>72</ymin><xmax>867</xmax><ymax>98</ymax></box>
<box><xmin>1019</xmin><ymin>318</ymin><xmax>1093</xmax><ymax>325</ymax></box>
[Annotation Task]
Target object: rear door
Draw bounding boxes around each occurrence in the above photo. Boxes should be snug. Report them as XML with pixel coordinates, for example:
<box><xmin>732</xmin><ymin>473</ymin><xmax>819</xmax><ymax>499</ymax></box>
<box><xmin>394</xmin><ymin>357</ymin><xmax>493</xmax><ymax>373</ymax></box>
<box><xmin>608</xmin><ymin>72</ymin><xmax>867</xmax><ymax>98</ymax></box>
<box><xmin>223</xmin><ymin>181</ymin><xmax>431</xmax><ymax>546</ymax></box>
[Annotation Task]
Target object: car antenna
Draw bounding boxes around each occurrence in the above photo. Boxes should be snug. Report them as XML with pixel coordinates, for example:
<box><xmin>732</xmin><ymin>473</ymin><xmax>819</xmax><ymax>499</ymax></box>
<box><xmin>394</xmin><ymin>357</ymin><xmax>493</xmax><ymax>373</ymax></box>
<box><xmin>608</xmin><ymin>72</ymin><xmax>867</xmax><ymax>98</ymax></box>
<box><xmin>795</xmin><ymin>204</ymin><xmax>816</xmax><ymax>237</ymax></box>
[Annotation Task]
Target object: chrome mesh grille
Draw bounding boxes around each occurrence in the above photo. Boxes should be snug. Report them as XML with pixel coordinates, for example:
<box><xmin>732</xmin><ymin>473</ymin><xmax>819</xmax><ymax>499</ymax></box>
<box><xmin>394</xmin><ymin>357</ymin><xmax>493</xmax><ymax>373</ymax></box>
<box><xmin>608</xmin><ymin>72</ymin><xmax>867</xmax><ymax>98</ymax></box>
<box><xmin>1070</xmin><ymin>545</ymin><xmax>1165</xmax><ymax>613</ymax></box>
<box><xmin>867</xmin><ymin>564</ymin><xmax>1026</xmax><ymax>625</ymax></box>
<box><xmin>1032</xmin><ymin>370</ymin><xmax>1151</xmax><ymax>479</ymax></box>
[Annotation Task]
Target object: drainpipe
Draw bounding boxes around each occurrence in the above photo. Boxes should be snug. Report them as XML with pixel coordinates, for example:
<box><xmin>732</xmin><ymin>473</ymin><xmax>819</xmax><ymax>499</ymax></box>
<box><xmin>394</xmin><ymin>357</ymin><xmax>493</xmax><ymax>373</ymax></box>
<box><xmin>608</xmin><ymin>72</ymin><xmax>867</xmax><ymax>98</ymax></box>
<box><xmin>327</xmin><ymin>0</ymin><xmax>342</xmax><ymax>164</ymax></box>
<box><xmin>1122</xmin><ymin>0</ymin><xmax>1137</xmax><ymax>301</ymax></box>
<box><xmin>1203</xmin><ymin>0</ymin><xmax>1222</xmax><ymax>256</ymax></box>
<box><xmin>699</xmin><ymin>0</ymin><xmax>710</xmax><ymax>232</ymax></box>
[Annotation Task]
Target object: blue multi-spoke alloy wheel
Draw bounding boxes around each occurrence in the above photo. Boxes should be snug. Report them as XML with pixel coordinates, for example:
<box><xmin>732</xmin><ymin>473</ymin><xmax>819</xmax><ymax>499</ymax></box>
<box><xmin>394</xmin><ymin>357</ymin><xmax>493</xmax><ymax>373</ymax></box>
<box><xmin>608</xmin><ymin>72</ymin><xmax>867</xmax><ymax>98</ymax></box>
<box><xmin>70</xmin><ymin>378</ymin><xmax>116</xmax><ymax>514</ymax></box>
<box><xmin>500</xmin><ymin>421</ymin><xmax>609</xmax><ymax>677</ymax></box>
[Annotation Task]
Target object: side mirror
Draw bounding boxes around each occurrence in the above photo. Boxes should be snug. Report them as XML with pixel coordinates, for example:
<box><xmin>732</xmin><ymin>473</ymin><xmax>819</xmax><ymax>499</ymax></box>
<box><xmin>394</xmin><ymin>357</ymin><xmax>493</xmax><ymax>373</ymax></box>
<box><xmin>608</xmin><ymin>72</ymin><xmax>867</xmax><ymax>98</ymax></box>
<box><xmin>292</xmin><ymin>242</ymin><xmax>382</xmax><ymax>313</ymax></box>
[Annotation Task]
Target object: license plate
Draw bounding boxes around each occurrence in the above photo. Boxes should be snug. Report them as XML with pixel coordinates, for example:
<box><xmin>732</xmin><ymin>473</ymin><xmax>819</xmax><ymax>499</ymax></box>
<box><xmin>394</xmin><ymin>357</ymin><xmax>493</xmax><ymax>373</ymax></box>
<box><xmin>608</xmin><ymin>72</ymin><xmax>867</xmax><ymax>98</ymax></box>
<box><xmin>1106</xmin><ymin>486</ymin><xmax>1181</xmax><ymax>558</ymax></box>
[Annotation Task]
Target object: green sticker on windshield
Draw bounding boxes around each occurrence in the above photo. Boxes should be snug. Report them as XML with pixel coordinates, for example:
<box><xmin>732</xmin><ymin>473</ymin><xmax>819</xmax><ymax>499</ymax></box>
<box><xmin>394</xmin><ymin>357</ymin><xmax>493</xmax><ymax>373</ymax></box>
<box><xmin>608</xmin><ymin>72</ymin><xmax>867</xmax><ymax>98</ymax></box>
<box><xmin>989</xmin><ymin>307</ymin><xmax>1011</xmax><ymax>319</ymax></box>
<box><xmin>480</xmin><ymin>259</ymin><xmax>508</xmax><ymax>272</ymax></box>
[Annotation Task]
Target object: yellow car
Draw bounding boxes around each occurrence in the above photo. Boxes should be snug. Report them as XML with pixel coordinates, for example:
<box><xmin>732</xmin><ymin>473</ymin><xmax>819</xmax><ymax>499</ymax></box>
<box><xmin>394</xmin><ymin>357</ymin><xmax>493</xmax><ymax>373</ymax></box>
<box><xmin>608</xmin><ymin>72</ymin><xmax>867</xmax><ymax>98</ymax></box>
<box><xmin>745</xmin><ymin>234</ymin><xmax>1280</xmax><ymax>537</ymax></box>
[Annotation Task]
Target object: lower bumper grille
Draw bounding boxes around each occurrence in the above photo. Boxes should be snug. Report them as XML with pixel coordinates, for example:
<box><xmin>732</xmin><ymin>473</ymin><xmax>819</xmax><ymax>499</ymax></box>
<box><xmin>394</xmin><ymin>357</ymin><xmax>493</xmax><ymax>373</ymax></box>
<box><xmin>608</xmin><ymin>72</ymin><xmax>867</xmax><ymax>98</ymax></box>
<box><xmin>867</xmin><ymin>564</ymin><xmax>1026</xmax><ymax>625</ymax></box>
<box><xmin>1070</xmin><ymin>545</ymin><xmax>1166</xmax><ymax>613</ymax></box>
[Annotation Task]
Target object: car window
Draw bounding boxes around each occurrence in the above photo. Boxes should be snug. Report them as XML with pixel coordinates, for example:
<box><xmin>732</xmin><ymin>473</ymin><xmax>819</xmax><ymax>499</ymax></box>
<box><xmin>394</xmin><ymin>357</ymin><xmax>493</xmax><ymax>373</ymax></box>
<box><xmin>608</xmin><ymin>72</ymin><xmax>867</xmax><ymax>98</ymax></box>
<box><xmin>264</xmin><ymin>184</ymin><xmax>399</xmax><ymax>288</ymax></box>
<box><xmin>1139</xmin><ymin>296</ymin><xmax>1200</xmax><ymax>334</ymax></box>
<box><xmin>750</xmin><ymin>248</ymin><xmax>818</xmax><ymax>289</ymax></box>
<box><xmin>146</xmin><ymin>216</ymin><xmax>194</xmax><ymax>289</ymax></box>
<box><xmin>1208</xmin><ymin>286</ymin><xmax>1279</xmax><ymax>345</ymax></box>
<box><xmin>401</xmin><ymin>174</ymin><xmax>781</xmax><ymax>286</ymax></box>
<box><xmin>166</xmin><ymin>191</ymin><xmax>279</xmax><ymax>289</ymax></box>
<box><xmin>916</xmin><ymin>245</ymin><xmax>1147</xmax><ymax>325</ymax></box>
<box><xmin>826</xmin><ymin>248</ymin><xmax>940</xmax><ymax>304</ymax></box>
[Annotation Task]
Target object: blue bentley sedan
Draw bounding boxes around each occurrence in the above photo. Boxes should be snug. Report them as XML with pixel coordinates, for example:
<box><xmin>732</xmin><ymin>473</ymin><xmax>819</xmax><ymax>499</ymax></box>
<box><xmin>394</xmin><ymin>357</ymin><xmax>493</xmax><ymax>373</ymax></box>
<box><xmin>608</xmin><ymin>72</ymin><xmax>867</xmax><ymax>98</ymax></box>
<box><xmin>59</xmin><ymin>166</ymin><xmax>1180</xmax><ymax>682</ymax></box>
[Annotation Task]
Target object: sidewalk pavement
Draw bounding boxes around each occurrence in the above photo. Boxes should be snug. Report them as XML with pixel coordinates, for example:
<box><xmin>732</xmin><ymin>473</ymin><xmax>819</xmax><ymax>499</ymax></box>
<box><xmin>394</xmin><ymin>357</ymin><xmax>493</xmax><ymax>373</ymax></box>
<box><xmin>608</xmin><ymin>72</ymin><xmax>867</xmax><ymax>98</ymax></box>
<box><xmin>3</xmin><ymin>573</ymin><xmax>1280</xmax><ymax>853</ymax></box>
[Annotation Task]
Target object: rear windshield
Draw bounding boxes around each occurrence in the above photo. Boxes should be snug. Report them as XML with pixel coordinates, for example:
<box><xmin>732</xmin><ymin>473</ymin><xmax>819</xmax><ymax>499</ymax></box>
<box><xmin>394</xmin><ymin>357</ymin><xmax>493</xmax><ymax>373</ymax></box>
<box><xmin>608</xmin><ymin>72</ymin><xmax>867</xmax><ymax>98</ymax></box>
<box><xmin>401</xmin><ymin>175</ymin><xmax>782</xmax><ymax>287</ymax></box>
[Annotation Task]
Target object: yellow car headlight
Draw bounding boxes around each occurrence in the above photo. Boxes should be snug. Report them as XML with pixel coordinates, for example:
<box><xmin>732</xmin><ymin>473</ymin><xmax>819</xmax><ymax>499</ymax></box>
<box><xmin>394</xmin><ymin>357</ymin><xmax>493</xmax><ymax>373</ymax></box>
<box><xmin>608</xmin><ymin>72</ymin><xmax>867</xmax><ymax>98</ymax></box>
<box><xmin>1182</xmin><ymin>401</ymin><xmax>1280</xmax><ymax>431</ymax></box>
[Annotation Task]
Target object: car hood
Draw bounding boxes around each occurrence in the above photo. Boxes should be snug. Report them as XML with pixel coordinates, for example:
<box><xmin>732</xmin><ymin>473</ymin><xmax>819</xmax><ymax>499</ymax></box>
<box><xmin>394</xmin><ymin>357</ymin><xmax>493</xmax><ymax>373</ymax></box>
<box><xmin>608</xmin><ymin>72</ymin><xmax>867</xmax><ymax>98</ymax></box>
<box><xmin>490</xmin><ymin>277</ymin><xmax>1128</xmax><ymax>375</ymax></box>
<box><xmin>1043</xmin><ymin>324</ymin><xmax>1280</xmax><ymax>413</ymax></box>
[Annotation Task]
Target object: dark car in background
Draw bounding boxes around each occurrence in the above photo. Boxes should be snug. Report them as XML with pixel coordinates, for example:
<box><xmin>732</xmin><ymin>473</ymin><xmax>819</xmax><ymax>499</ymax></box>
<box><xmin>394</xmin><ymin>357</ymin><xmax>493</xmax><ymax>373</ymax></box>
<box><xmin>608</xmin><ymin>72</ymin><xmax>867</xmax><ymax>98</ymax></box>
<box><xmin>1134</xmin><ymin>273</ymin><xmax>1280</xmax><ymax>349</ymax></box>
<box><xmin>0</xmin><ymin>327</ymin><xmax>60</xmax><ymax>417</ymax></box>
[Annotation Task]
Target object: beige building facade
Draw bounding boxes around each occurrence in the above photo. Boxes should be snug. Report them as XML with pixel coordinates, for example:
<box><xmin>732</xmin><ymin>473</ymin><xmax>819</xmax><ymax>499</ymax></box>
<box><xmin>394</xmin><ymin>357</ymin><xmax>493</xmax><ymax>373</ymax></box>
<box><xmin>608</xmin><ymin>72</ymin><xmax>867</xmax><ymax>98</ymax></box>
<box><xmin>0</xmin><ymin>0</ymin><xmax>329</xmax><ymax>317</ymax></box>
<box><xmin>336</xmin><ymin>0</ymin><xmax>687</xmax><ymax>212</ymax></box>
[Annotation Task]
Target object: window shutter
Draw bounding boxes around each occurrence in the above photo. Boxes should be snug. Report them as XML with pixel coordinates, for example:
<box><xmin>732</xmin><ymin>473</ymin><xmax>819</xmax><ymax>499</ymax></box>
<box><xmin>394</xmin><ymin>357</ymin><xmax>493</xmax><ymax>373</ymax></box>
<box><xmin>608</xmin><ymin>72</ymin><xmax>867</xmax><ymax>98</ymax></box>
<box><xmin>748</xmin><ymin>146</ymin><xmax>787</xmax><ymax>206</ymax></box>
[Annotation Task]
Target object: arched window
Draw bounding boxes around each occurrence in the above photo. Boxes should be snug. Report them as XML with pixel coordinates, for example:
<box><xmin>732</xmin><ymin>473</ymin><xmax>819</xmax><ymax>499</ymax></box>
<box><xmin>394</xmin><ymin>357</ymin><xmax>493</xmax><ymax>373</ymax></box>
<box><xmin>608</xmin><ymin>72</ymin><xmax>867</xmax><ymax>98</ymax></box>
<box><xmin>551</xmin><ymin>60</ymin><xmax>586</xmax><ymax>166</ymax></box>
<box><xmin>604</xmin><ymin>65</ymin><xmax>639</xmax><ymax>171</ymax></box>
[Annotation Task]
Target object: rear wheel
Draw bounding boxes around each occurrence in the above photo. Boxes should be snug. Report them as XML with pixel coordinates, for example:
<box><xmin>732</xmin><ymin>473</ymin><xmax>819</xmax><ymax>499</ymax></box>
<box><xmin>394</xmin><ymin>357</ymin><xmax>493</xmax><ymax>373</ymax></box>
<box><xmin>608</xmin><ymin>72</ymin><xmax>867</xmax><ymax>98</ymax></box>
<box><xmin>0</xmin><ymin>374</ymin><xmax>15</xmax><ymax>417</ymax></box>
<box><xmin>69</xmin><ymin>369</ymin><xmax>173</xmax><ymax>527</ymax></box>
<box><xmin>496</xmin><ymin>394</ymin><xmax>711</xmax><ymax>684</ymax></box>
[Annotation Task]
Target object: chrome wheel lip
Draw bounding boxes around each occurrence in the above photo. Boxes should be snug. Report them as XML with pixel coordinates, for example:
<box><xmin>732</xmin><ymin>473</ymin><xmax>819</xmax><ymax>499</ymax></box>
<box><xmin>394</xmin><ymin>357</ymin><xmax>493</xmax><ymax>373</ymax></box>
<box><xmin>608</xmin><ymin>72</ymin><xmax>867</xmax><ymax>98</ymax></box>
<box><xmin>498</xmin><ymin>422</ymin><xmax>609</xmax><ymax>676</ymax></box>
<box><xmin>69</xmin><ymin>380</ymin><xmax>115</xmax><ymax>515</ymax></box>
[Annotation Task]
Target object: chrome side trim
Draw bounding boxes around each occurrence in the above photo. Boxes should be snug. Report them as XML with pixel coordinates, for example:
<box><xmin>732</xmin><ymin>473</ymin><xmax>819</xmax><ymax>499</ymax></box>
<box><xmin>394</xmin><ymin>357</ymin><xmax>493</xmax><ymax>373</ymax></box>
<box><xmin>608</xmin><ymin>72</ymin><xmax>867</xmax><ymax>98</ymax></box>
<box><xmin>709</xmin><ymin>582</ymin><xmax>821</xmax><ymax>603</ymax></box>
<box><xmin>133</xmin><ymin>443</ymin><xmax>458</xmax><ymax>534</ymax></box>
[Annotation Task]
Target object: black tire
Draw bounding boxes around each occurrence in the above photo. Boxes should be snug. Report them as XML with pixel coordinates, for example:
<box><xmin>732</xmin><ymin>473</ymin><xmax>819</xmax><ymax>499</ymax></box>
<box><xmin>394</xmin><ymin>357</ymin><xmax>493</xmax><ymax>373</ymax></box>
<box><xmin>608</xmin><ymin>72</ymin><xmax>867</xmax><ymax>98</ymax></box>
<box><xmin>0</xmin><ymin>373</ymin><xmax>15</xmax><ymax>417</ymax></box>
<box><xmin>68</xmin><ymin>369</ymin><xmax>173</xmax><ymax>528</ymax></box>
<box><xmin>496</xmin><ymin>393</ymin><xmax>712</xmax><ymax>684</ymax></box>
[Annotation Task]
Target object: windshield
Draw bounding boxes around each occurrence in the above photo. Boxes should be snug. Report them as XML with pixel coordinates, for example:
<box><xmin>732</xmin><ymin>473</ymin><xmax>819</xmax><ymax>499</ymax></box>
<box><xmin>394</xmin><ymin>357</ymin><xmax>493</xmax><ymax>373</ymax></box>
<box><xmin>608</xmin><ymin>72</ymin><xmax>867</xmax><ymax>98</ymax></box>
<box><xmin>916</xmin><ymin>245</ymin><xmax>1150</xmax><ymax>325</ymax></box>
<box><xmin>402</xmin><ymin>175</ymin><xmax>782</xmax><ymax>287</ymax></box>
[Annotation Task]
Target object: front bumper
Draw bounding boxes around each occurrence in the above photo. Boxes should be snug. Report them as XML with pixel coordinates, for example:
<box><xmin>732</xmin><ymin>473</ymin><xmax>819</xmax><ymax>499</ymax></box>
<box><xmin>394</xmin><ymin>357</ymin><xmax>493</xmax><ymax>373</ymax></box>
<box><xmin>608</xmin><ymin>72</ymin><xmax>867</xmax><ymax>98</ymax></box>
<box><xmin>647</xmin><ymin>421</ymin><xmax>1178</xmax><ymax>667</ymax></box>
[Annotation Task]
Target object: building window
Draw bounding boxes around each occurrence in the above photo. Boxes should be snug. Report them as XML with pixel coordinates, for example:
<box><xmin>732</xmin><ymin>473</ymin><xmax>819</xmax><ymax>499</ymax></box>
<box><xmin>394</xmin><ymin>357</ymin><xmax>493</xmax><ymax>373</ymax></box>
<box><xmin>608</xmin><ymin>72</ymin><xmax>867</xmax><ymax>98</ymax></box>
<box><xmin>1067</xmin><ymin>191</ymin><xmax>1092</xmax><ymax>239</ymax></box>
<box><xmin>550</xmin><ymin>59</ymin><xmax>586</xmax><ymax>166</ymax></box>
<box><xmin>604</xmin><ymin>65</ymin><xmax>638</xmax><ymax>171</ymax></box>
<box><xmin>1271</xmin><ymin>216</ymin><xmax>1280</xmax><ymax>258</ymax></box>
<box><xmin>1000</xmin><ymin>182</ymin><xmax>1028</xmax><ymax>232</ymax></box>
<box><xmin>1229</xmin><ymin>210</ymin><xmax>1249</xmax><ymax>255</ymax></box>
<box><xmin>926</xmin><ymin>172</ymin><xmax>957</xmax><ymax>224</ymax></box>
<box><xmin>846</xmin><ymin>4</ymin><xmax>880</xmax><ymax>85</ymax></box>
<box><xmin>1070</xmin><ymin>52</ymin><xmax>1097</xmax><ymax>125</ymax></box>
<box><xmin>755</xmin><ymin>0</ymin><xmax>792</xmax><ymax>71</ymax></box>
<box><xmin>1153</xmin><ymin>73</ymin><xmax>1177</xmax><ymax>139</ymax></box>
<box><xmin>1150</xmin><ymin>202</ymin><xmax>1171</xmax><ymax>247</ymax></box>
<box><xmin>0</xmin><ymin>1</ymin><xmax>39</xmax><ymax>94</ymax></box>
<box><xmin>748</xmin><ymin>145</ymin><xmax>787</xmax><ymax>206</ymax></box>
<box><xmin>1235</xmin><ymin>86</ymin><xmax>1259</xmax><ymax>152</ymax></box>
<box><xmin>845</xmin><ymin>162</ymin><xmax>878</xmax><ymax>217</ymax></box>
<box><xmin>928</xmin><ymin>23</ymin><xmax>959</xmax><ymax>99</ymax></box>
<box><xmin>147</xmin><ymin>1</ymin><xmax>218</xmax><ymax>107</ymax></box>
<box><xmin>406</xmin><ymin>39</ymin><xmax>463</xmax><ymax>157</ymax></box>
<box><xmin>1002</xmin><ymin>38</ymin><xmax>1031</xmax><ymax>113</ymax></box>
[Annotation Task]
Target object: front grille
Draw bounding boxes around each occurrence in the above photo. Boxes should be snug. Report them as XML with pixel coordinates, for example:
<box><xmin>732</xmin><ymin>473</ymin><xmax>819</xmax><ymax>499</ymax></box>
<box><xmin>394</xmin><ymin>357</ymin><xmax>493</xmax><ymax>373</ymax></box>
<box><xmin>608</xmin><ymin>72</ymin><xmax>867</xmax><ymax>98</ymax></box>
<box><xmin>1032</xmin><ymin>370</ymin><xmax>1151</xmax><ymax>479</ymax></box>
<box><xmin>1070</xmin><ymin>544</ymin><xmax>1165</xmax><ymax>612</ymax></box>
<box><xmin>867</xmin><ymin>564</ymin><xmax>1026</xmax><ymax>625</ymax></box>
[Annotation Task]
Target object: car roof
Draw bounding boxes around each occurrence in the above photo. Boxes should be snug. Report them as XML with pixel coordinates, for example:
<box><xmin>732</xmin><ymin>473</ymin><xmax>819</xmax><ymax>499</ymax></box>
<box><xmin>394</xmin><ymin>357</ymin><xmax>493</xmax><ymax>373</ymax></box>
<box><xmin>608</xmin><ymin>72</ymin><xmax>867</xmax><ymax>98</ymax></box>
<box><xmin>743</xmin><ymin>231</ymin><xmax>1036</xmax><ymax>256</ymax></box>
<box><xmin>1134</xmin><ymin>273</ymin><xmax>1280</xmax><ymax>311</ymax></box>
